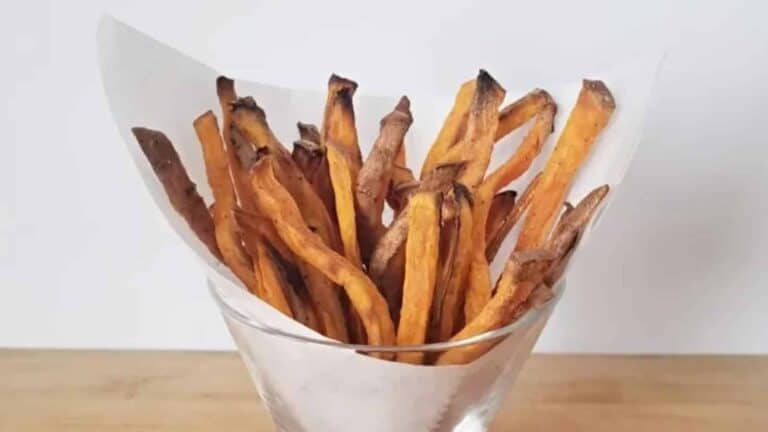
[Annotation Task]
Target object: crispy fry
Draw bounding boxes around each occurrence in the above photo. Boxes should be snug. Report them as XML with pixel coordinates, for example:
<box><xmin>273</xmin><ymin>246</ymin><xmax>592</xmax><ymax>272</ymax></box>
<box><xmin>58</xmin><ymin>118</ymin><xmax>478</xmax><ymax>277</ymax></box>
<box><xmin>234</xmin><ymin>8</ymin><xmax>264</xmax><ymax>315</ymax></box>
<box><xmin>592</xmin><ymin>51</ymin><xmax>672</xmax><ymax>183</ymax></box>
<box><xmin>516</xmin><ymin>80</ymin><xmax>615</xmax><ymax>250</ymax></box>
<box><xmin>435</xmin><ymin>191</ymin><xmax>474</xmax><ymax>342</ymax></box>
<box><xmin>231</xmin><ymin>96</ymin><xmax>342</xmax><ymax>252</ymax></box>
<box><xmin>483</xmin><ymin>102</ymin><xmax>556</xmax><ymax>192</ymax></box>
<box><xmin>292</xmin><ymin>138</ymin><xmax>336</xmax><ymax>218</ymax></box>
<box><xmin>386</xmin><ymin>167</ymin><xmax>417</xmax><ymax>214</ymax></box>
<box><xmin>193</xmin><ymin>112</ymin><xmax>260</xmax><ymax>295</ymax></box>
<box><xmin>297</xmin><ymin>121</ymin><xmax>322</xmax><ymax>144</ymax></box>
<box><xmin>428</xmin><ymin>192</ymin><xmax>460</xmax><ymax>343</ymax></box>
<box><xmin>485</xmin><ymin>191</ymin><xmax>517</xmax><ymax>243</ymax></box>
<box><xmin>421</xmin><ymin>79</ymin><xmax>476</xmax><ymax>178</ymax></box>
<box><xmin>249</xmin><ymin>159</ymin><xmax>394</xmax><ymax>349</ymax></box>
<box><xmin>396</xmin><ymin>191</ymin><xmax>441</xmax><ymax>364</ymax></box>
<box><xmin>495</xmin><ymin>89</ymin><xmax>555</xmax><ymax>141</ymax></box>
<box><xmin>436</xmin><ymin>250</ymin><xmax>555</xmax><ymax>365</ymax></box>
<box><xmin>132</xmin><ymin>127</ymin><xmax>221</xmax><ymax>260</ymax></box>
<box><xmin>323</xmin><ymin>74</ymin><xmax>362</xmax><ymax>173</ymax></box>
<box><xmin>464</xmin><ymin>102</ymin><xmax>555</xmax><ymax>320</ymax></box>
<box><xmin>326</xmin><ymin>144</ymin><xmax>363</xmax><ymax>267</ymax></box>
<box><xmin>239</xmin><ymin>231</ymin><xmax>294</xmax><ymax>317</ymax></box>
<box><xmin>438</xmin><ymin>71</ymin><xmax>506</xmax><ymax>188</ymax></box>
<box><xmin>216</xmin><ymin>77</ymin><xmax>255</xmax><ymax>208</ymax></box>
<box><xmin>356</xmin><ymin>96</ymin><xmax>413</xmax><ymax>259</ymax></box>
<box><xmin>485</xmin><ymin>173</ymin><xmax>541</xmax><ymax>261</ymax></box>
<box><xmin>235</xmin><ymin>210</ymin><xmax>295</xmax><ymax>264</ymax></box>
<box><xmin>547</xmin><ymin>185</ymin><xmax>609</xmax><ymax>258</ymax></box>
<box><xmin>368</xmin><ymin>209</ymin><xmax>409</xmax><ymax>319</ymax></box>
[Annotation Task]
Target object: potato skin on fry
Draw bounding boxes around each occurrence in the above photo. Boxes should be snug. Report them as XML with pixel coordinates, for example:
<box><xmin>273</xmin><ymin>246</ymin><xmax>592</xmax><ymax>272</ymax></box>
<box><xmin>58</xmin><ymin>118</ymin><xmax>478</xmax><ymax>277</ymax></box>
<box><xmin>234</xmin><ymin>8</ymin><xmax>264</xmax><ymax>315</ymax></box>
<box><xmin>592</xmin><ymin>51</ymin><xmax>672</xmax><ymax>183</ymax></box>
<box><xmin>356</xmin><ymin>96</ymin><xmax>413</xmax><ymax>260</ymax></box>
<box><xmin>485</xmin><ymin>173</ymin><xmax>541</xmax><ymax>261</ymax></box>
<box><xmin>132</xmin><ymin>127</ymin><xmax>221</xmax><ymax>260</ymax></box>
<box><xmin>516</xmin><ymin>80</ymin><xmax>615</xmax><ymax>250</ymax></box>
<box><xmin>396</xmin><ymin>191</ymin><xmax>441</xmax><ymax>364</ymax></box>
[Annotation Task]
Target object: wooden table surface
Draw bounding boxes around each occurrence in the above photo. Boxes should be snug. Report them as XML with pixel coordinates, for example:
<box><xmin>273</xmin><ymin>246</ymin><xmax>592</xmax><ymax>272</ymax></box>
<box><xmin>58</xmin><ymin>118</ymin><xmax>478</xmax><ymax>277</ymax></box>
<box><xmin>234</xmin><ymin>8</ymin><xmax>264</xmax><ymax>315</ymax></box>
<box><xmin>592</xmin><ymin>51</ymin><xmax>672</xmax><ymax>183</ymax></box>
<box><xmin>2</xmin><ymin>350</ymin><xmax>766</xmax><ymax>431</ymax></box>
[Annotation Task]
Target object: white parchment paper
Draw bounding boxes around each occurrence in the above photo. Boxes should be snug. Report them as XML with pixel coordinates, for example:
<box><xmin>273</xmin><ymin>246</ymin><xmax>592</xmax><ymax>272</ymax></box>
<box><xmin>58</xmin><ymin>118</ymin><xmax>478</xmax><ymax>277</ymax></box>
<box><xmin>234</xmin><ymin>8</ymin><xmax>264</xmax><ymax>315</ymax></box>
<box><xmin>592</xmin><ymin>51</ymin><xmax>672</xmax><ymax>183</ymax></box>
<box><xmin>98</xmin><ymin>15</ymin><xmax>659</xmax><ymax>431</ymax></box>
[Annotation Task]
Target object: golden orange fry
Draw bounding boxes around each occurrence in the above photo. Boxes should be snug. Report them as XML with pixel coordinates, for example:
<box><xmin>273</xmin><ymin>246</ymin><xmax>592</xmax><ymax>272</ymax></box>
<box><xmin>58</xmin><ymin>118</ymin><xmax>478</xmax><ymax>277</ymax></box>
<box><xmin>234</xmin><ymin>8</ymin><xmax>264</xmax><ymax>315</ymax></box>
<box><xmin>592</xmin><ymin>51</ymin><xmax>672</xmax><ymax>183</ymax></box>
<box><xmin>420</xmin><ymin>79</ymin><xmax>476</xmax><ymax>178</ymax></box>
<box><xmin>249</xmin><ymin>159</ymin><xmax>394</xmax><ymax>350</ymax></box>
<box><xmin>193</xmin><ymin>111</ymin><xmax>260</xmax><ymax>295</ymax></box>
<box><xmin>326</xmin><ymin>144</ymin><xmax>363</xmax><ymax>267</ymax></box>
<box><xmin>436</xmin><ymin>250</ymin><xmax>555</xmax><ymax>365</ymax></box>
<box><xmin>516</xmin><ymin>80</ymin><xmax>615</xmax><ymax>250</ymax></box>
<box><xmin>396</xmin><ymin>191</ymin><xmax>441</xmax><ymax>364</ymax></box>
<box><xmin>495</xmin><ymin>89</ymin><xmax>555</xmax><ymax>141</ymax></box>
<box><xmin>323</xmin><ymin>74</ymin><xmax>362</xmax><ymax>173</ymax></box>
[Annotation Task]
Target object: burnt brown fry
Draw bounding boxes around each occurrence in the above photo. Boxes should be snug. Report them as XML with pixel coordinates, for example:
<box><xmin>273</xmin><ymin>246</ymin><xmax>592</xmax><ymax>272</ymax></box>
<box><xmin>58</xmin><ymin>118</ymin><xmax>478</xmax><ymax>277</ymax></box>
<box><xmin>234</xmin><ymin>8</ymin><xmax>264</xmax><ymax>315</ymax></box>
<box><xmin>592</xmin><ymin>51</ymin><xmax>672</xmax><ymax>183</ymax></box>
<box><xmin>132</xmin><ymin>127</ymin><xmax>221</xmax><ymax>260</ymax></box>
<box><xmin>356</xmin><ymin>96</ymin><xmax>413</xmax><ymax>259</ymax></box>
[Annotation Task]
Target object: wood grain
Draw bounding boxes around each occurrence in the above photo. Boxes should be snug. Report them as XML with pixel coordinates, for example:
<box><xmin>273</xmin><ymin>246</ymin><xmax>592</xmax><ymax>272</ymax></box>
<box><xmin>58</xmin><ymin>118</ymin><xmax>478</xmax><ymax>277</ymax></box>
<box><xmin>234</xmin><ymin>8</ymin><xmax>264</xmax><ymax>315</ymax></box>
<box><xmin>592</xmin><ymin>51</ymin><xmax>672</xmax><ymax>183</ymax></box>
<box><xmin>1</xmin><ymin>350</ymin><xmax>766</xmax><ymax>431</ymax></box>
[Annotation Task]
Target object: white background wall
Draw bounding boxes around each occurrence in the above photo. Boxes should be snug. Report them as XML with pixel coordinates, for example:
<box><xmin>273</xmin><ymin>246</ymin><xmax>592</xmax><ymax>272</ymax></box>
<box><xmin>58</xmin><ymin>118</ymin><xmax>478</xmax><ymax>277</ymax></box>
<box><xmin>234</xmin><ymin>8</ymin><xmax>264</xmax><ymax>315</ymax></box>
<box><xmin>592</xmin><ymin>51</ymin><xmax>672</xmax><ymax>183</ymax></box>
<box><xmin>1</xmin><ymin>0</ymin><xmax>766</xmax><ymax>353</ymax></box>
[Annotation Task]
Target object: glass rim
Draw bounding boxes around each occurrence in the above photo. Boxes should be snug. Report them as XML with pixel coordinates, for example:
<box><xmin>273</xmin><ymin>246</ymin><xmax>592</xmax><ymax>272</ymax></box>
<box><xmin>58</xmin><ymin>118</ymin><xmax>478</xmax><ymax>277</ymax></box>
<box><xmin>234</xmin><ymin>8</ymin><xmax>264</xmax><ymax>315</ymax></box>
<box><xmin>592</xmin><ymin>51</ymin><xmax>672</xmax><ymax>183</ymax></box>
<box><xmin>209</xmin><ymin>278</ymin><xmax>564</xmax><ymax>353</ymax></box>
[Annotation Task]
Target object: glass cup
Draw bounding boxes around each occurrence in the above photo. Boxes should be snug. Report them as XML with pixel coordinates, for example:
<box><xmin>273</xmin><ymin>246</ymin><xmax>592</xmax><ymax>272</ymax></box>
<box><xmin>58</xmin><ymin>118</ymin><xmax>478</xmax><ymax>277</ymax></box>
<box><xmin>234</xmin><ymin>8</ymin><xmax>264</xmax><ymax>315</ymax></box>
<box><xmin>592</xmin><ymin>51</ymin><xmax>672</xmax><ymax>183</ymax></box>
<box><xmin>210</xmin><ymin>277</ymin><xmax>564</xmax><ymax>432</ymax></box>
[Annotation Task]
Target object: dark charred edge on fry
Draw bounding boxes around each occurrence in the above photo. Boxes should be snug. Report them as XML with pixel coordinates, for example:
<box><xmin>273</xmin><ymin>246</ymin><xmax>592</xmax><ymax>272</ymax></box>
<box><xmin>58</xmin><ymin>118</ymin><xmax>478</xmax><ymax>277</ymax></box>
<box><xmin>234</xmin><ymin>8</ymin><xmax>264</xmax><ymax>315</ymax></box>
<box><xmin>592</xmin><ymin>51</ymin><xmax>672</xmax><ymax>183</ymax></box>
<box><xmin>582</xmin><ymin>79</ymin><xmax>616</xmax><ymax>109</ymax></box>
<box><xmin>381</xmin><ymin>96</ymin><xmax>413</xmax><ymax>127</ymax></box>
<box><xmin>230</xmin><ymin>96</ymin><xmax>267</xmax><ymax>118</ymax></box>
<box><xmin>329</xmin><ymin>74</ymin><xmax>359</xmax><ymax>92</ymax></box>
<box><xmin>293</xmin><ymin>139</ymin><xmax>325</xmax><ymax>156</ymax></box>
<box><xmin>421</xmin><ymin>161</ymin><xmax>468</xmax><ymax>191</ymax></box>
<box><xmin>216</xmin><ymin>76</ymin><xmax>236</xmax><ymax>102</ymax></box>
<box><xmin>549</xmin><ymin>185</ymin><xmax>609</xmax><ymax>256</ymax></box>
<box><xmin>297</xmin><ymin>122</ymin><xmax>322</xmax><ymax>144</ymax></box>
<box><xmin>473</xmin><ymin>69</ymin><xmax>506</xmax><ymax>110</ymax></box>
<box><xmin>453</xmin><ymin>182</ymin><xmax>474</xmax><ymax>207</ymax></box>
<box><xmin>228</xmin><ymin>125</ymin><xmax>259</xmax><ymax>169</ymax></box>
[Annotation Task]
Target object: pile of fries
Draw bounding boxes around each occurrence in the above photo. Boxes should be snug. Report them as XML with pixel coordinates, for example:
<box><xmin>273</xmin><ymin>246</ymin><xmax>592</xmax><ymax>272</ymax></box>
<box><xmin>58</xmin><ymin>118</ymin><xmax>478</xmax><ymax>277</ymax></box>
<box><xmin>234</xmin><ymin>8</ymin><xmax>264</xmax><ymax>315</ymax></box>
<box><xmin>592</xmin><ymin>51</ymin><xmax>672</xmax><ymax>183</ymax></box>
<box><xmin>133</xmin><ymin>70</ymin><xmax>614</xmax><ymax>365</ymax></box>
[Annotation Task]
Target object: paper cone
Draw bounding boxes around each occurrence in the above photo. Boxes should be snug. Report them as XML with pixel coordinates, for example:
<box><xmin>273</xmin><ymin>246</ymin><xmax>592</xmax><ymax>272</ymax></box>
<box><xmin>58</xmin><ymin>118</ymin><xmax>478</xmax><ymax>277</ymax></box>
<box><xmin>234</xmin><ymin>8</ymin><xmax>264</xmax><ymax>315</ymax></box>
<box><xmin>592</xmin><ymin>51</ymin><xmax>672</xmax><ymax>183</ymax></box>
<box><xmin>98</xmin><ymin>15</ymin><xmax>659</xmax><ymax>431</ymax></box>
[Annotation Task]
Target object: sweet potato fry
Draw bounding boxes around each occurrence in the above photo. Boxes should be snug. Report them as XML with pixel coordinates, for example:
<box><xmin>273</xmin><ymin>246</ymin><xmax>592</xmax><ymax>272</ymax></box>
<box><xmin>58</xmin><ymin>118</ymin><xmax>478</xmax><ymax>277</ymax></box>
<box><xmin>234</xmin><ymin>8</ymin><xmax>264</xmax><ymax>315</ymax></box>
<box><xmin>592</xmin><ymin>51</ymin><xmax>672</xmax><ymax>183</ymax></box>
<box><xmin>421</xmin><ymin>79</ymin><xmax>476</xmax><ymax>178</ymax></box>
<box><xmin>323</xmin><ymin>74</ymin><xmax>362</xmax><ymax>173</ymax></box>
<box><xmin>396</xmin><ymin>191</ymin><xmax>441</xmax><ymax>364</ymax></box>
<box><xmin>485</xmin><ymin>173</ymin><xmax>541</xmax><ymax>261</ymax></box>
<box><xmin>356</xmin><ymin>96</ymin><xmax>413</xmax><ymax>259</ymax></box>
<box><xmin>436</xmin><ymin>70</ymin><xmax>506</xmax><ymax>188</ymax></box>
<box><xmin>436</xmin><ymin>250</ymin><xmax>555</xmax><ymax>365</ymax></box>
<box><xmin>297</xmin><ymin>121</ymin><xmax>321</xmax><ymax>144</ymax></box>
<box><xmin>386</xmin><ymin>167</ymin><xmax>417</xmax><ymax>214</ymax></box>
<box><xmin>482</xmin><ymin>102</ymin><xmax>556</xmax><ymax>192</ymax></box>
<box><xmin>249</xmin><ymin>159</ymin><xmax>394</xmax><ymax>349</ymax></box>
<box><xmin>463</xmin><ymin>103</ymin><xmax>556</xmax><ymax>320</ymax></box>
<box><xmin>231</xmin><ymin>97</ymin><xmax>342</xmax><ymax>252</ymax></box>
<box><xmin>485</xmin><ymin>191</ymin><xmax>517</xmax><ymax>243</ymax></box>
<box><xmin>239</xmin><ymin>231</ymin><xmax>294</xmax><ymax>318</ymax></box>
<box><xmin>547</xmin><ymin>185</ymin><xmax>609</xmax><ymax>258</ymax></box>
<box><xmin>326</xmin><ymin>144</ymin><xmax>363</xmax><ymax>267</ymax></box>
<box><xmin>132</xmin><ymin>127</ymin><xmax>221</xmax><ymax>260</ymax></box>
<box><xmin>193</xmin><ymin>112</ymin><xmax>260</xmax><ymax>295</ymax></box>
<box><xmin>428</xmin><ymin>192</ymin><xmax>460</xmax><ymax>343</ymax></box>
<box><xmin>495</xmin><ymin>89</ymin><xmax>555</xmax><ymax>141</ymax></box>
<box><xmin>434</xmin><ymin>191</ymin><xmax>474</xmax><ymax>342</ymax></box>
<box><xmin>216</xmin><ymin>77</ymin><xmax>256</xmax><ymax>207</ymax></box>
<box><xmin>292</xmin><ymin>138</ymin><xmax>336</xmax><ymax>218</ymax></box>
<box><xmin>367</xmin><ymin>204</ymin><xmax>410</xmax><ymax>327</ymax></box>
<box><xmin>516</xmin><ymin>80</ymin><xmax>615</xmax><ymax>250</ymax></box>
